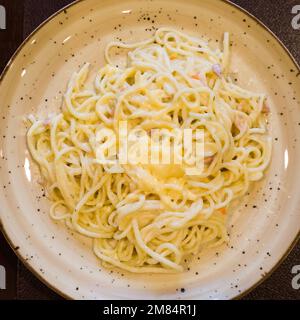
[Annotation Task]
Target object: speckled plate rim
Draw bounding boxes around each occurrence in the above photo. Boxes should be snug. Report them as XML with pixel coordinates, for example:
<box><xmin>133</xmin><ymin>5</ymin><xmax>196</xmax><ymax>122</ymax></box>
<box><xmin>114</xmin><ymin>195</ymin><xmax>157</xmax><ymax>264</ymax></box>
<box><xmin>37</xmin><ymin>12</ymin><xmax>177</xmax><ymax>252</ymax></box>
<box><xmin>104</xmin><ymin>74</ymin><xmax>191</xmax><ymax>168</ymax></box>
<box><xmin>0</xmin><ymin>0</ymin><xmax>299</xmax><ymax>300</ymax></box>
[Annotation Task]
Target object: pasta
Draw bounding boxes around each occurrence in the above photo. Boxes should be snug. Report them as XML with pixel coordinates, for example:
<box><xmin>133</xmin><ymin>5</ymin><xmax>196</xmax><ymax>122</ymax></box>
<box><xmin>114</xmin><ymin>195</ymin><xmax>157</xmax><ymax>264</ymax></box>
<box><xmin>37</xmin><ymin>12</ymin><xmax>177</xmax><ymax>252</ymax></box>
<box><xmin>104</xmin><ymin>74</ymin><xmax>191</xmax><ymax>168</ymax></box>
<box><xmin>27</xmin><ymin>28</ymin><xmax>272</xmax><ymax>273</ymax></box>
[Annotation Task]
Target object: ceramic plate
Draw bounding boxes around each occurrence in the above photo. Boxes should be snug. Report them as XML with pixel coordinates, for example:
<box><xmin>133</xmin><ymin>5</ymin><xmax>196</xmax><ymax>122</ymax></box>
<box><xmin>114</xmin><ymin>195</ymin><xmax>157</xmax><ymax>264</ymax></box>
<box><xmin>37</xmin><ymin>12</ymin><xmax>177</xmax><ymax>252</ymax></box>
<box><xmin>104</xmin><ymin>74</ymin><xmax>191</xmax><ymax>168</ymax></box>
<box><xmin>0</xmin><ymin>0</ymin><xmax>299</xmax><ymax>300</ymax></box>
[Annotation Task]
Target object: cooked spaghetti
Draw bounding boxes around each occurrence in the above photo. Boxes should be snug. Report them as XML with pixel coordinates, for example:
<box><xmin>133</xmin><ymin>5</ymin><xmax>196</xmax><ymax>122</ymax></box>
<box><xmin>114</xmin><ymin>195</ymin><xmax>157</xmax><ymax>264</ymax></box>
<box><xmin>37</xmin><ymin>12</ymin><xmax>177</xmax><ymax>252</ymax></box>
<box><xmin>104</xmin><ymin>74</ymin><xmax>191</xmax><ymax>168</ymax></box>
<box><xmin>27</xmin><ymin>28</ymin><xmax>272</xmax><ymax>273</ymax></box>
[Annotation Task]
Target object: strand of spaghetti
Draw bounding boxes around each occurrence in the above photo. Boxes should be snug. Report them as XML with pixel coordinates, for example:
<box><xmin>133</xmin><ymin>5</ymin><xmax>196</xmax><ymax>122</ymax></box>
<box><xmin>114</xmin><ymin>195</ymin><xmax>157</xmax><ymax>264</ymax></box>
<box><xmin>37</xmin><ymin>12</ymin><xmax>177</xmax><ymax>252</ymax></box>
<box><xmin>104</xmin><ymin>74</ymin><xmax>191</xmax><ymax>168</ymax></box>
<box><xmin>132</xmin><ymin>219</ymin><xmax>183</xmax><ymax>271</ymax></box>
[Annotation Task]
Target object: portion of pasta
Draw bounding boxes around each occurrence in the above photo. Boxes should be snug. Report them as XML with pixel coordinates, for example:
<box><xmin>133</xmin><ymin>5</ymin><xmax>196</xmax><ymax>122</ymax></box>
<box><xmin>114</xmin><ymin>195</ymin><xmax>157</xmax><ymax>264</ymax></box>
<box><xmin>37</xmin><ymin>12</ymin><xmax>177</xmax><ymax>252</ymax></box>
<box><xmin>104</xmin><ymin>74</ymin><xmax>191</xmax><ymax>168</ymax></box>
<box><xmin>27</xmin><ymin>28</ymin><xmax>272</xmax><ymax>273</ymax></box>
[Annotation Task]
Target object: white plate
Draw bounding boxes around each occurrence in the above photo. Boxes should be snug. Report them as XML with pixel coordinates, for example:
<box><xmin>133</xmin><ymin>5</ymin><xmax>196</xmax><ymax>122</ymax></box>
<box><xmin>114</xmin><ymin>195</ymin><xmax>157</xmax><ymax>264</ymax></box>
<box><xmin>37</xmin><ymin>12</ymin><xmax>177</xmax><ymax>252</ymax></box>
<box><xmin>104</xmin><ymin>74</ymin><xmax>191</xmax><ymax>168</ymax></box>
<box><xmin>0</xmin><ymin>0</ymin><xmax>299</xmax><ymax>300</ymax></box>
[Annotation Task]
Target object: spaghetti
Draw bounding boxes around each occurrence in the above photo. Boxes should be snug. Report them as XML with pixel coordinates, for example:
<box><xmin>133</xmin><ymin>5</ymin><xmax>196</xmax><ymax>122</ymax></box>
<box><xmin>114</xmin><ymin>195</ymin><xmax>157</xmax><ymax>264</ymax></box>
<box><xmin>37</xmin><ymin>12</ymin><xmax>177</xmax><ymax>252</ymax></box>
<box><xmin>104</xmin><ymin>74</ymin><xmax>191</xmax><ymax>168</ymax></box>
<box><xmin>27</xmin><ymin>28</ymin><xmax>272</xmax><ymax>273</ymax></box>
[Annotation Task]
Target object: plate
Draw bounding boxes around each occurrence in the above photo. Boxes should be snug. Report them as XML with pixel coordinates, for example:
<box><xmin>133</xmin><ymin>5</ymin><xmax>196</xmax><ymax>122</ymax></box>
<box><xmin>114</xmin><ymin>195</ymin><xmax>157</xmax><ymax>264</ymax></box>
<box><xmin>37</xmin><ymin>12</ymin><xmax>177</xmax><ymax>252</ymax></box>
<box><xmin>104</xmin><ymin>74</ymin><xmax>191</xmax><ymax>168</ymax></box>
<box><xmin>0</xmin><ymin>0</ymin><xmax>299</xmax><ymax>300</ymax></box>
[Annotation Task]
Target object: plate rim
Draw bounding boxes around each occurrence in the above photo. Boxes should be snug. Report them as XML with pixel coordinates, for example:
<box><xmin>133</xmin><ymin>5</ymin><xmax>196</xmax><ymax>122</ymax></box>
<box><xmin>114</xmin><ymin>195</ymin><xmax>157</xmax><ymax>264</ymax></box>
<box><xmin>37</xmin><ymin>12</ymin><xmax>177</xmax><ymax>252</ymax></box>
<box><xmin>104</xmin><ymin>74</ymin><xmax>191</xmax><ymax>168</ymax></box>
<box><xmin>0</xmin><ymin>0</ymin><xmax>299</xmax><ymax>300</ymax></box>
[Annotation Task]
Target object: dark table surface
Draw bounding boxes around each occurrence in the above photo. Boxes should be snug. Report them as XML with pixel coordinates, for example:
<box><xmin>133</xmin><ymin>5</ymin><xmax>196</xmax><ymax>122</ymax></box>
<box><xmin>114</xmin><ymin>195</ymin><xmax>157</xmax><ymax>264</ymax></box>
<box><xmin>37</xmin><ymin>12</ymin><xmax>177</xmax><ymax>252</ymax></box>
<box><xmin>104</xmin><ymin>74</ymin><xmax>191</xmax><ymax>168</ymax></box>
<box><xmin>0</xmin><ymin>0</ymin><xmax>299</xmax><ymax>300</ymax></box>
